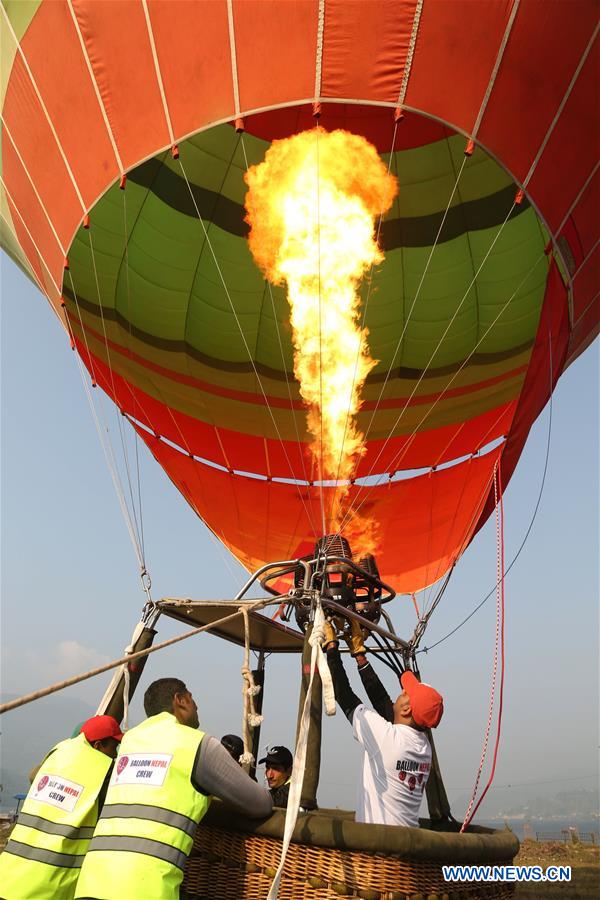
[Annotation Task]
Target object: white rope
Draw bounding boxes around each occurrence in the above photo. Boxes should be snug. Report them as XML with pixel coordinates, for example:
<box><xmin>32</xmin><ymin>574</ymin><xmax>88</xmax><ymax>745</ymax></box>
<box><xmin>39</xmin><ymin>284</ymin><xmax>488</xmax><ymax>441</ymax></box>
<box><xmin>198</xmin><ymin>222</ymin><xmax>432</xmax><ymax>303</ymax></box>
<box><xmin>353</xmin><ymin>17</ymin><xmax>595</xmax><ymax>487</ymax></box>
<box><xmin>555</xmin><ymin>160</ymin><xmax>599</xmax><ymax>237</ymax></box>
<box><xmin>239</xmin><ymin>135</ymin><xmax>319</xmax><ymax>540</ymax></box>
<box><xmin>85</xmin><ymin>226</ymin><xmax>147</xmax><ymax>561</ymax></box>
<box><xmin>67</xmin><ymin>306</ymin><xmax>148</xmax><ymax>576</ymax></box>
<box><xmin>65</xmin><ymin>0</ymin><xmax>124</xmax><ymax>173</ymax></box>
<box><xmin>396</xmin><ymin>0</ymin><xmax>424</xmax><ymax>108</ymax></box>
<box><xmin>116</xmin><ymin>182</ymin><xmax>243</xmax><ymax>586</ymax></box>
<box><xmin>141</xmin><ymin>0</ymin><xmax>175</xmax><ymax>147</ymax></box>
<box><xmin>66</xmin><ymin>262</ymin><xmax>146</xmax><ymax>575</ymax></box>
<box><xmin>0</xmin><ymin>2</ymin><xmax>86</xmax><ymax>213</ymax></box>
<box><xmin>329</xmin><ymin>112</ymin><xmax>401</xmax><ymax>517</ymax></box>
<box><xmin>176</xmin><ymin>155</ymin><xmax>320</xmax><ymax>538</ymax></box>
<box><xmin>573</xmin><ymin>289</ymin><xmax>599</xmax><ymax>327</ymax></box>
<box><xmin>226</xmin><ymin>0</ymin><xmax>241</xmax><ymax>115</ymax></box>
<box><xmin>338</xmin><ymin>199</ymin><xmax>521</xmax><ymax>533</ymax></box>
<box><xmin>360</xmin><ymin>153</ymin><xmax>469</xmax><ymax>452</ymax></box>
<box><xmin>471</xmin><ymin>0</ymin><xmax>521</xmax><ymax>139</ymax></box>
<box><xmin>340</xmin><ymin>250</ymin><xmax>545</xmax><ymax>533</ymax></box>
<box><xmin>522</xmin><ymin>22</ymin><xmax>599</xmax><ymax>189</ymax></box>
<box><xmin>313</xmin><ymin>0</ymin><xmax>325</xmax><ymax>102</ymax></box>
<box><xmin>573</xmin><ymin>237</ymin><xmax>599</xmax><ymax>282</ymax></box>
<box><xmin>0</xmin><ymin>208</ymin><xmax>47</xmax><ymax>294</ymax></box>
<box><xmin>0</xmin><ymin>176</ymin><xmax>63</xmax><ymax>298</ymax></box>
<box><xmin>0</xmin><ymin>117</ymin><xmax>67</xmax><ymax>256</ymax></box>
<box><xmin>267</xmin><ymin>602</ymin><xmax>334</xmax><ymax>899</ymax></box>
<box><xmin>315</xmin><ymin>125</ymin><xmax>326</xmax><ymax>534</ymax></box>
<box><xmin>264</xmin><ymin>278</ymin><xmax>312</xmax><ymax>486</ymax></box>
<box><xmin>422</xmin><ymin>398</ymin><xmax>518</xmax><ymax>610</ymax></box>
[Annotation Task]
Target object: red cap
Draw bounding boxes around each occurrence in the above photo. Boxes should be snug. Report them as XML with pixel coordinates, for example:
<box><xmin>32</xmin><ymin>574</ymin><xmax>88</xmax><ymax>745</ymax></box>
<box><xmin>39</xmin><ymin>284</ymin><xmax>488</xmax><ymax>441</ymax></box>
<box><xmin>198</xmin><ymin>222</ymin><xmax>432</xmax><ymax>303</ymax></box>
<box><xmin>80</xmin><ymin>715</ymin><xmax>124</xmax><ymax>744</ymax></box>
<box><xmin>401</xmin><ymin>671</ymin><xmax>444</xmax><ymax>729</ymax></box>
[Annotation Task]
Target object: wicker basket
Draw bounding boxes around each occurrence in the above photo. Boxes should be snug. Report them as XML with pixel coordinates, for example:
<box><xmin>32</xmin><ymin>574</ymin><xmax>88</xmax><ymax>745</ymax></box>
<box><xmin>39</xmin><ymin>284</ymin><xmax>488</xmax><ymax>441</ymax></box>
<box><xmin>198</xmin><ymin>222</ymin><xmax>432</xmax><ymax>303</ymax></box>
<box><xmin>182</xmin><ymin>806</ymin><xmax>518</xmax><ymax>900</ymax></box>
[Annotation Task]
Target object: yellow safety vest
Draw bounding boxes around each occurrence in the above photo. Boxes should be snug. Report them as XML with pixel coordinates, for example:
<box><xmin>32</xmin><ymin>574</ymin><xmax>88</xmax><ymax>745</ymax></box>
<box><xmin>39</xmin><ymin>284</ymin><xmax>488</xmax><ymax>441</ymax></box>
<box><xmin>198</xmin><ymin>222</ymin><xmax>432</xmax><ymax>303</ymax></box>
<box><xmin>0</xmin><ymin>733</ymin><xmax>112</xmax><ymax>900</ymax></box>
<box><xmin>74</xmin><ymin>712</ymin><xmax>209</xmax><ymax>900</ymax></box>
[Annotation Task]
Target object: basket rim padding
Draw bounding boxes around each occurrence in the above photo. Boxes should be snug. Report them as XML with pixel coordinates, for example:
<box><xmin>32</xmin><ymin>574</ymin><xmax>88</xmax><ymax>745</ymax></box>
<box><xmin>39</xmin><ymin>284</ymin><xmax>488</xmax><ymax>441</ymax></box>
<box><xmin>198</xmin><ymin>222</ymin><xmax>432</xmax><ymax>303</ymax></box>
<box><xmin>204</xmin><ymin>801</ymin><xmax>520</xmax><ymax>863</ymax></box>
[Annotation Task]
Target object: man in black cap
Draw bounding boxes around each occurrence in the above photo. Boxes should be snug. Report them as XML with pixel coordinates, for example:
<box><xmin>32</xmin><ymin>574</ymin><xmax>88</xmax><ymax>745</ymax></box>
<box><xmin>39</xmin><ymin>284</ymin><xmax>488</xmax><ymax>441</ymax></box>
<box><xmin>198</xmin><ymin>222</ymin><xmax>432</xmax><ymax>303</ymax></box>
<box><xmin>259</xmin><ymin>746</ymin><xmax>293</xmax><ymax>807</ymax></box>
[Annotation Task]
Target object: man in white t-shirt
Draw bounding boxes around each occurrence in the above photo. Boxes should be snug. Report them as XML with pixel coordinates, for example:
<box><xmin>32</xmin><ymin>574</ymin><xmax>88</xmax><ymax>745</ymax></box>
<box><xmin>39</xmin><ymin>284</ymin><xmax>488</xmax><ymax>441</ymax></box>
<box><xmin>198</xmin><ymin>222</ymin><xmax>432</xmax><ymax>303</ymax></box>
<box><xmin>324</xmin><ymin>621</ymin><xmax>443</xmax><ymax>827</ymax></box>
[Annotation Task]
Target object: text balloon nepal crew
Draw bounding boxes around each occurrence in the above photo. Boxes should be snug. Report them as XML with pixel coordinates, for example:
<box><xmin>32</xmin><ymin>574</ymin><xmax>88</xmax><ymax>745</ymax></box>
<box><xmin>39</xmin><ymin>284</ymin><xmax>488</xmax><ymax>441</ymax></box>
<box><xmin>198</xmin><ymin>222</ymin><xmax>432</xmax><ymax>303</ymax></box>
<box><xmin>75</xmin><ymin>678</ymin><xmax>272</xmax><ymax>900</ymax></box>
<box><xmin>0</xmin><ymin>715</ymin><xmax>123</xmax><ymax>900</ymax></box>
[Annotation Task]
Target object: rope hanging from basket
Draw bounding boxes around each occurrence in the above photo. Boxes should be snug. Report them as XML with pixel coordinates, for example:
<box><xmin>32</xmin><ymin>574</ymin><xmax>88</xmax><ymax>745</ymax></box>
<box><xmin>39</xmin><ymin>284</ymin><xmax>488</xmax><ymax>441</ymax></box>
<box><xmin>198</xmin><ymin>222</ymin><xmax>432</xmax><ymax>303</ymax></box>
<box><xmin>239</xmin><ymin>606</ymin><xmax>263</xmax><ymax>768</ymax></box>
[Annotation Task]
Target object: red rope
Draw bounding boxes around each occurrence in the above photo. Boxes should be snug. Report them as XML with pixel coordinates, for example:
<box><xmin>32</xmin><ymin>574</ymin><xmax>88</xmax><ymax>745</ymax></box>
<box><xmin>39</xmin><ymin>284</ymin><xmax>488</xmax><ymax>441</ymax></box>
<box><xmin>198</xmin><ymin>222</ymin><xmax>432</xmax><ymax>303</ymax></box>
<box><xmin>461</xmin><ymin>464</ymin><xmax>506</xmax><ymax>831</ymax></box>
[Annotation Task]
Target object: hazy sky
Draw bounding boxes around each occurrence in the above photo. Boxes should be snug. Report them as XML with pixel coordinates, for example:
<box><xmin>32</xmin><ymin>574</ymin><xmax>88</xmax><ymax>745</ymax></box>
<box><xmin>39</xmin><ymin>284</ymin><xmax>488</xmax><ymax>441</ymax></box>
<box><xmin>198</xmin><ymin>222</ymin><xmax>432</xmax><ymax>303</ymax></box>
<box><xmin>1</xmin><ymin>253</ymin><xmax>598</xmax><ymax>819</ymax></box>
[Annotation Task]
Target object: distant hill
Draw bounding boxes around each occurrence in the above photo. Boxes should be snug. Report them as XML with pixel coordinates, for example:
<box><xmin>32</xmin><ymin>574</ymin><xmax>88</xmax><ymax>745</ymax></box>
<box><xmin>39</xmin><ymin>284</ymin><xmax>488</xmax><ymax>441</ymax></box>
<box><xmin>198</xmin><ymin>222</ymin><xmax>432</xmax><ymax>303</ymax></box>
<box><xmin>451</xmin><ymin>784</ymin><xmax>599</xmax><ymax>821</ymax></box>
<box><xmin>0</xmin><ymin>693</ymin><xmax>95</xmax><ymax>808</ymax></box>
<box><xmin>499</xmin><ymin>788</ymin><xmax>599</xmax><ymax>820</ymax></box>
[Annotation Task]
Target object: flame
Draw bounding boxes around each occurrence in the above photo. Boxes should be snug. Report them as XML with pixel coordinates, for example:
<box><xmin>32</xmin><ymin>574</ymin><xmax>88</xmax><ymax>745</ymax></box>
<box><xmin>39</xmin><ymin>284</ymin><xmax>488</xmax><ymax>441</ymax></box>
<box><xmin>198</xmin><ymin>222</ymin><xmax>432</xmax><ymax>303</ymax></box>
<box><xmin>245</xmin><ymin>128</ymin><xmax>397</xmax><ymax>549</ymax></box>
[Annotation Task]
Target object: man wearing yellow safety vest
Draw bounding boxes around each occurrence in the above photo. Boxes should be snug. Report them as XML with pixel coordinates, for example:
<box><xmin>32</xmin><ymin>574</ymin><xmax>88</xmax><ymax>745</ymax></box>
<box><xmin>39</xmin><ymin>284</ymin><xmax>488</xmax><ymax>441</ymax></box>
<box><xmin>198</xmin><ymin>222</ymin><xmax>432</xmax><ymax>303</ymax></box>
<box><xmin>75</xmin><ymin>677</ymin><xmax>273</xmax><ymax>900</ymax></box>
<box><xmin>0</xmin><ymin>714</ymin><xmax>123</xmax><ymax>900</ymax></box>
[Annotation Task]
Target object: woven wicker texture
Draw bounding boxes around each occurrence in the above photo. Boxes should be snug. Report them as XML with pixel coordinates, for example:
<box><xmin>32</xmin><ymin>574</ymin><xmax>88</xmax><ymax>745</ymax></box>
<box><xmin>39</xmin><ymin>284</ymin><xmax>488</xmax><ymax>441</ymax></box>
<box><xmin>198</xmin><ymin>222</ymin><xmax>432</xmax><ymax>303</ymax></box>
<box><xmin>182</xmin><ymin>823</ymin><xmax>516</xmax><ymax>899</ymax></box>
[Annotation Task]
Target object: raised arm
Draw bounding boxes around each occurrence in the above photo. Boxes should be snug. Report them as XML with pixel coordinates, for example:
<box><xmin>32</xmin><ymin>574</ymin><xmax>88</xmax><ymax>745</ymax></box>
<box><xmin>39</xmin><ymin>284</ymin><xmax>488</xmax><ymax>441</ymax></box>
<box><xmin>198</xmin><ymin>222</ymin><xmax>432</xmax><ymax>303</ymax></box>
<box><xmin>355</xmin><ymin>657</ymin><xmax>395</xmax><ymax>722</ymax></box>
<box><xmin>323</xmin><ymin>621</ymin><xmax>363</xmax><ymax>723</ymax></box>
<box><xmin>345</xmin><ymin>619</ymin><xmax>395</xmax><ymax>722</ymax></box>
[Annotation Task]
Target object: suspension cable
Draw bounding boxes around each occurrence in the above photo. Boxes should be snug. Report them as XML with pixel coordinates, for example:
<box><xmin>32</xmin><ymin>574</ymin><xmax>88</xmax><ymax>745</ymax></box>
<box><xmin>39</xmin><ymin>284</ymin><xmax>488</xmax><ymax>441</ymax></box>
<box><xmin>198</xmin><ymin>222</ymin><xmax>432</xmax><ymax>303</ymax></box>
<box><xmin>121</xmin><ymin>184</ymin><xmax>146</xmax><ymax>563</ymax></box>
<box><xmin>86</xmin><ymin>226</ymin><xmax>146</xmax><ymax>557</ymax></box>
<box><xmin>315</xmin><ymin>123</ymin><xmax>326</xmax><ymax>534</ymax></box>
<box><xmin>340</xmin><ymin>198</ymin><xmax>521</xmax><ymax>530</ymax></box>
<box><xmin>116</xmin><ymin>168</ymin><xmax>247</xmax><ymax>590</ymax></box>
<box><xmin>420</xmin><ymin>330</ymin><xmax>554</xmax><ymax>654</ymax></box>
<box><xmin>64</xmin><ymin>270</ymin><xmax>150</xmax><ymax>595</ymax></box>
<box><xmin>339</xmin><ymin>249</ymin><xmax>545</xmax><ymax>536</ymax></box>
<box><xmin>362</xmin><ymin>154</ymin><xmax>470</xmax><ymax>452</ymax></box>
<box><xmin>329</xmin><ymin>114</ymin><xmax>401</xmax><ymax>521</ymax></box>
<box><xmin>240</xmin><ymin>133</ymin><xmax>316</xmax><ymax>558</ymax></box>
<box><xmin>410</xmin><ymin>565</ymin><xmax>455</xmax><ymax>650</ymax></box>
<box><xmin>176</xmin><ymin>153</ymin><xmax>320</xmax><ymax>539</ymax></box>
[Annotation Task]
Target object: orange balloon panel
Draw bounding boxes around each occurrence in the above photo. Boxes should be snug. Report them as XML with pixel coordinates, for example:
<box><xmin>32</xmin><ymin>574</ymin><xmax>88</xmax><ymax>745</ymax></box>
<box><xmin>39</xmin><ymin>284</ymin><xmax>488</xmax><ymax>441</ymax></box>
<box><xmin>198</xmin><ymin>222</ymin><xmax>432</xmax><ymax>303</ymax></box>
<box><xmin>134</xmin><ymin>424</ymin><xmax>501</xmax><ymax>595</ymax></box>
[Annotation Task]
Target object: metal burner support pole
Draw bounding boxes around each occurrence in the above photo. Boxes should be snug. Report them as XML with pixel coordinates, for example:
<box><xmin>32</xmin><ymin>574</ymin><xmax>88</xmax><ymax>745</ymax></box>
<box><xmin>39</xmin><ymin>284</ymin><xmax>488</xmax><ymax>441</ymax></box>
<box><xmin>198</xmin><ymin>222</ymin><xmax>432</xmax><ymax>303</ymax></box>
<box><xmin>249</xmin><ymin>650</ymin><xmax>266</xmax><ymax>781</ymax></box>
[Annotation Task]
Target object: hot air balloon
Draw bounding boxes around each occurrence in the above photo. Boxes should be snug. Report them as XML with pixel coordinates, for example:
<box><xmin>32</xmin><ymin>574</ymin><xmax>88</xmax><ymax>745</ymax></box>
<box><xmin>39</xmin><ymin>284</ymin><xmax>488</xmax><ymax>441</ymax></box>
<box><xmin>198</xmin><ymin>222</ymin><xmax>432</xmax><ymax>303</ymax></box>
<box><xmin>1</xmin><ymin>1</ymin><xmax>597</xmax><ymax>897</ymax></box>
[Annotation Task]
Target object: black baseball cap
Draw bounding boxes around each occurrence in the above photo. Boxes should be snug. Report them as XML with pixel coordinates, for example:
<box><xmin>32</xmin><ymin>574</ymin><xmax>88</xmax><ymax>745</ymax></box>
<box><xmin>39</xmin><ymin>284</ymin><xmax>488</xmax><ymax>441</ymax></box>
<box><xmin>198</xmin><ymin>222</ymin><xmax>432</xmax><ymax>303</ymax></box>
<box><xmin>259</xmin><ymin>746</ymin><xmax>293</xmax><ymax>769</ymax></box>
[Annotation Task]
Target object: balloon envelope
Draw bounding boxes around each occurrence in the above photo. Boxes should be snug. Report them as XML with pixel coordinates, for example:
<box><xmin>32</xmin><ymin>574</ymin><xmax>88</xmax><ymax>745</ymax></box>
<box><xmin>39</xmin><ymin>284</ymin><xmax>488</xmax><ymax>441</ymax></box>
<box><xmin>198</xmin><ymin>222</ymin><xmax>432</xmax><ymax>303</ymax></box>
<box><xmin>1</xmin><ymin>1</ymin><xmax>597</xmax><ymax>592</ymax></box>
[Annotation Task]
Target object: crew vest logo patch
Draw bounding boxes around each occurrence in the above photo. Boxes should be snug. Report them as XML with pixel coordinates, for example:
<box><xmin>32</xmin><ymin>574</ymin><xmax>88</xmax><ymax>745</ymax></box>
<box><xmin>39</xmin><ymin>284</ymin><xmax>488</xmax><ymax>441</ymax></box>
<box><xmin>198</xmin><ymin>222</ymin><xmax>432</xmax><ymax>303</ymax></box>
<box><xmin>112</xmin><ymin>753</ymin><xmax>173</xmax><ymax>787</ymax></box>
<box><xmin>32</xmin><ymin>773</ymin><xmax>84</xmax><ymax>812</ymax></box>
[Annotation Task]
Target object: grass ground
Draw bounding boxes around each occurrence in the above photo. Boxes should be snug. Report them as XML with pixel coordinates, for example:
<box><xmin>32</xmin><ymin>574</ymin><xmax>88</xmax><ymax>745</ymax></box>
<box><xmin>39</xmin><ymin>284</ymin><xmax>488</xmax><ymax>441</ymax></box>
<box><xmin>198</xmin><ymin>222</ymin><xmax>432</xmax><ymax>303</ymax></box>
<box><xmin>514</xmin><ymin>839</ymin><xmax>599</xmax><ymax>898</ymax></box>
